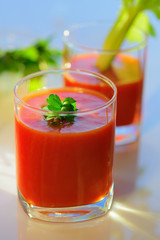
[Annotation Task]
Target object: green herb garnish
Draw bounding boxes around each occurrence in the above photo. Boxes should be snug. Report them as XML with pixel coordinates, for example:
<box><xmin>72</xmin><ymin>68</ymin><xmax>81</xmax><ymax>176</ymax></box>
<box><xmin>43</xmin><ymin>94</ymin><xmax>78</xmax><ymax>125</ymax></box>
<box><xmin>0</xmin><ymin>37</ymin><xmax>61</xmax><ymax>75</ymax></box>
<box><xmin>96</xmin><ymin>0</ymin><xmax>160</xmax><ymax>72</ymax></box>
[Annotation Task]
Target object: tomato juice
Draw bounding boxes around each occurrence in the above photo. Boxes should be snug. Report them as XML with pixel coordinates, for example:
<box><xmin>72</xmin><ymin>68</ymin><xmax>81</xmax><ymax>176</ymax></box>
<box><xmin>64</xmin><ymin>53</ymin><xmax>143</xmax><ymax>126</ymax></box>
<box><xmin>15</xmin><ymin>88</ymin><xmax>115</xmax><ymax>208</ymax></box>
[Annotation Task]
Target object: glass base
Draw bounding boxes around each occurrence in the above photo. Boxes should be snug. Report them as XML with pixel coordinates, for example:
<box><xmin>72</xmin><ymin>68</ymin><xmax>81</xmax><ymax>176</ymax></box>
<box><xmin>18</xmin><ymin>184</ymin><xmax>114</xmax><ymax>223</ymax></box>
<box><xmin>115</xmin><ymin>124</ymin><xmax>140</xmax><ymax>146</ymax></box>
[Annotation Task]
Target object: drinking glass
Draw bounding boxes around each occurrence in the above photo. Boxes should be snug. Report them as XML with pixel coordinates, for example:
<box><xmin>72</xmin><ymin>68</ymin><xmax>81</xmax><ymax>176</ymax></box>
<box><xmin>14</xmin><ymin>69</ymin><xmax>117</xmax><ymax>222</ymax></box>
<box><xmin>63</xmin><ymin>21</ymin><xmax>147</xmax><ymax>145</ymax></box>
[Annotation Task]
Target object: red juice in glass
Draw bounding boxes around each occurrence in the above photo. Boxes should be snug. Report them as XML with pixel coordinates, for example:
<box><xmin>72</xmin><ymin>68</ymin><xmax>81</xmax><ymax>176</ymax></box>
<box><xmin>14</xmin><ymin>69</ymin><xmax>117</xmax><ymax>222</ymax></box>
<box><xmin>63</xmin><ymin>22</ymin><xmax>147</xmax><ymax>145</ymax></box>
<box><xmin>64</xmin><ymin>53</ymin><xmax>143</xmax><ymax>126</ymax></box>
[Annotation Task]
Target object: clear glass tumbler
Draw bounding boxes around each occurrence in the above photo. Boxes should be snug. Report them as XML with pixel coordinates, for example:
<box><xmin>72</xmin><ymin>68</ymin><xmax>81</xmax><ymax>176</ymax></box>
<box><xmin>63</xmin><ymin>21</ymin><xmax>147</xmax><ymax>145</ymax></box>
<box><xmin>14</xmin><ymin>69</ymin><xmax>117</xmax><ymax>222</ymax></box>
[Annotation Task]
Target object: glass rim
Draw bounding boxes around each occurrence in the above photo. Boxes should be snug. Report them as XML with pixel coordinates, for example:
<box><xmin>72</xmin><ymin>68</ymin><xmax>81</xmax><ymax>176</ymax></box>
<box><xmin>14</xmin><ymin>68</ymin><xmax>117</xmax><ymax>116</ymax></box>
<box><xmin>63</xmin><ymin>20</ymin><xmax>148</xmax><ymax>54</ymax></box>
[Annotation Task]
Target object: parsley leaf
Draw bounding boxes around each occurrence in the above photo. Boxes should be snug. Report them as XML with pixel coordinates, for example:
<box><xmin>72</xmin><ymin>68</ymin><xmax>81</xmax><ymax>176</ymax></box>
<box><xmin>46</xmin><ymin>94</ymin><xmax>62</xmax><ymax>111</ymax></box>
<box><xmin>43</xmin><ymin>94</ymin><xmax>78</xmax><ymax>125</ymax></box>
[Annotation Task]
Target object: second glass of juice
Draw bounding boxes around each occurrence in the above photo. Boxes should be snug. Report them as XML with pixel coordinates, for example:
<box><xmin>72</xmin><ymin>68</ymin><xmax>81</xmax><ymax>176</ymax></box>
<box><xmin>14</xmin><ymin>69</ymin><xmax>117</xmax><ymax>222</ymax></box>
<box><xmin>63</xmin><ymin>21</ymin><xmax>147</xmax><ymax>145</ymax></box>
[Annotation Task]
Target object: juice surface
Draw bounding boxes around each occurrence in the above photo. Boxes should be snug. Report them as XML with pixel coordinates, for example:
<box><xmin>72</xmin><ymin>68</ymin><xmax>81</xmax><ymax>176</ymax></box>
<box><xmin>15</xmin><ymin>88</ymin><xmax>115</xmax><ymax>207</ymax></box>
<box><xmin>64</xmin><ymin>53</ymin><xmax>144</xmax><ymax>126</ymax></box>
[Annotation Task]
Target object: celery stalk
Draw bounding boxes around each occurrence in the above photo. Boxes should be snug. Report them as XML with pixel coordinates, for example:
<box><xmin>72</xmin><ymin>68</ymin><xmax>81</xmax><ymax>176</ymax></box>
<box><xmin>95</xmin><ymin>8</ymin><xmax>138</xmax><ymax>72</ymax></box>
<box><xmin>95</xmin><ymin>0</ymin><xmax>160</xmax><ymax>72</ymax></box>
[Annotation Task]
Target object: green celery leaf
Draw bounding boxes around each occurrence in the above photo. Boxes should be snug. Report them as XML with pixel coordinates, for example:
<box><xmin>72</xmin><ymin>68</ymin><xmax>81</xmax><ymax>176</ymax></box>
<box><xmin>151</xmin><ymin>7</ymin><xmax>160</xmax><ymax>19</ymax></box>
<box><xmin>126</xmin><ymin>11</ymin><xmax>156</xmax><ymax>42</ymax></box>
<box><xmin>96</xmin><ymin>0</ymin><xmax>160</xmax><ymax>71</ymax></box>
